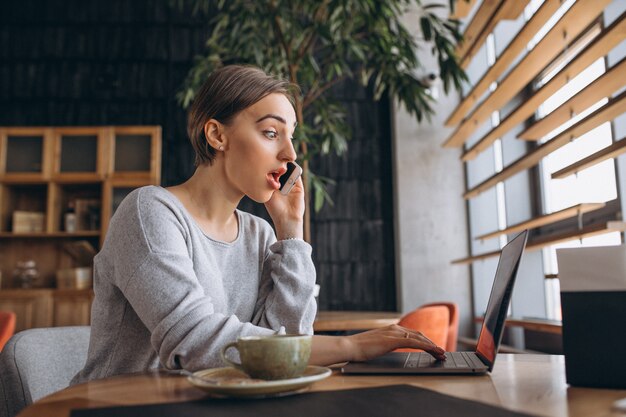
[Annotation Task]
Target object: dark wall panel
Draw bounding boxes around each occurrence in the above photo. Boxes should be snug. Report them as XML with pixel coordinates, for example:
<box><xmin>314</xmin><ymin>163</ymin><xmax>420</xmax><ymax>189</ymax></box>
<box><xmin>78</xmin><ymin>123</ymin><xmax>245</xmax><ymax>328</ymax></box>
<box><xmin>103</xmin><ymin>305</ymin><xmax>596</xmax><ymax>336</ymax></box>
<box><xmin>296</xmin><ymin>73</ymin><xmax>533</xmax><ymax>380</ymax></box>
<box><xmin>0</xmin><ymin>0</ymin><xmax>396</xmax><ymax>311</ymax></box>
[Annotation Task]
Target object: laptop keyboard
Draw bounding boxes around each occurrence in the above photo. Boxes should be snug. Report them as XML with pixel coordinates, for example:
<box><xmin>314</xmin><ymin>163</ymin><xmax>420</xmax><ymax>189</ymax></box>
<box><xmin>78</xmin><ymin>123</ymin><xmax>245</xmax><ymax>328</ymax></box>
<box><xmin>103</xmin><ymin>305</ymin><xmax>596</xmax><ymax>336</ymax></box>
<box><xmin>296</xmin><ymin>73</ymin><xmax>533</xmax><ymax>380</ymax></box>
<box><xmin>405</xmin><ymin>351</ymin><xmax>483</xmax><ymax>369</ymax></box>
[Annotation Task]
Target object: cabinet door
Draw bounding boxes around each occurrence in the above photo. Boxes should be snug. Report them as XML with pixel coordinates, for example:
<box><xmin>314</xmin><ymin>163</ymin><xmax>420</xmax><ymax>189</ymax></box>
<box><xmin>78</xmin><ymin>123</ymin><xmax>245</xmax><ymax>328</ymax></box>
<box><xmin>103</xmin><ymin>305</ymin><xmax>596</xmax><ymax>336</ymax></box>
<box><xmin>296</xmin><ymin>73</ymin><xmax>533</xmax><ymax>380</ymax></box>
<box><xmin>0</xmin><ymin>290</ymin><xmax>53</xmax><ymax>332</ymax></box>
<box><xmin>53</xmin><ymin>290</ymin><xmax>93</xmax><ymax>326</ymax></box>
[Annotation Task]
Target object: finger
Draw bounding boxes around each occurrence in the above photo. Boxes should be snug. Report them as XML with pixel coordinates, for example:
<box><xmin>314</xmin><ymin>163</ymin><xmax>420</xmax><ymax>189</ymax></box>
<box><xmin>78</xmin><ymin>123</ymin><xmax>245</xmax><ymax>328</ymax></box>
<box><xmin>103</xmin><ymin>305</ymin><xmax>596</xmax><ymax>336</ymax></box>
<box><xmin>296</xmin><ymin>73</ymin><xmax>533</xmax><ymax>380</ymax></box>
<box><xmin>400</xmin><ymin>329</ymin><xmax>447</xmax><ymax>359</ymax></box>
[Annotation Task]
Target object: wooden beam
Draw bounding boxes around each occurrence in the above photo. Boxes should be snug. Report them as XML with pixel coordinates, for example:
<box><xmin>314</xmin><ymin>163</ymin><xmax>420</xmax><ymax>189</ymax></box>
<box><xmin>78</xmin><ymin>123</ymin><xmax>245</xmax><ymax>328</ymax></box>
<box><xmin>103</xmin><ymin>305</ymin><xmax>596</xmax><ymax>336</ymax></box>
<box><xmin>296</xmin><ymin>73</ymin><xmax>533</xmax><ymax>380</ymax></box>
<box><xmin>443</xmin><ymin>0</ymin><xmax>612</xmax><ymax>148</ymax></box>
<box><xmin>475</xmin><ymin>203</ymin><xmax>606</xmax><ymax>240</ymax></box>
<box><xmin>519</xmin><ymin>57</ymin><xmax>626</xmax><ymax>141</ymax></box>
<box><xmin>552</xmin><ymin>137</ymin><xmax>626</xmax><ymax>179</ymax></box>
<box><xmin>456</xmin><ymin>0</ymin><xmax>502</xmax><ymax>63</ymax></box>
<box><xmin>446</xmin><ymin>0</ymin><xmax>561</xmax><ymax>128</ymax></box>
<box><xmin>450</xmin><ymin>0</ymin><xmax>477</xmax><ymax>19</ymax></box>
<box><xmin>458</xmin><ymin>0</ymin><xmax>529</xmax><ymax>69</ymax></box>
<box><xmin>451</xmin><ymin>221</ymin><xmax>626</xmax><ymax>264</ymax></box>
<box><xmin>464</xmin><ymin>90</ymin><xmax>626</xmax><ymax>199</ymax></box>
<box><xmin>461</xmin><ymin>14</ymin><xmax>626</xmax><ymax>161</ymax></box>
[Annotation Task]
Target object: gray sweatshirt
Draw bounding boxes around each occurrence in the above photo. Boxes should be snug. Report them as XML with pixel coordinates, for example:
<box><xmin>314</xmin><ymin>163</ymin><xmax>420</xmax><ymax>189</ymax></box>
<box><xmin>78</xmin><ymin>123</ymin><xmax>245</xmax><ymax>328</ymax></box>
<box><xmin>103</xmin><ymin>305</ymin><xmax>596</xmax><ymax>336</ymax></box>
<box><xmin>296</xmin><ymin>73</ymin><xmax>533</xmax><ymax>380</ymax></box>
<box><xmin>71</xmin><ymin>186</ymin><xmax>317</xmax><ymax>384</ymax></box>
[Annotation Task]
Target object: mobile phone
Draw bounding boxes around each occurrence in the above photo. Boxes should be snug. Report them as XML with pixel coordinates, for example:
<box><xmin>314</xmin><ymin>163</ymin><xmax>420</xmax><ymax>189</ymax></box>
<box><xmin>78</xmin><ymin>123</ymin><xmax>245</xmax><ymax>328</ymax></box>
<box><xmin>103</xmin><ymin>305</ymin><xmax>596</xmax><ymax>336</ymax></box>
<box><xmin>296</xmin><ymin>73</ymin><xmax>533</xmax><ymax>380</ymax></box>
<box><xmin>279</xmin><ymin>161</ymin><xmax>303</xmax><ymax>195</ymax></box>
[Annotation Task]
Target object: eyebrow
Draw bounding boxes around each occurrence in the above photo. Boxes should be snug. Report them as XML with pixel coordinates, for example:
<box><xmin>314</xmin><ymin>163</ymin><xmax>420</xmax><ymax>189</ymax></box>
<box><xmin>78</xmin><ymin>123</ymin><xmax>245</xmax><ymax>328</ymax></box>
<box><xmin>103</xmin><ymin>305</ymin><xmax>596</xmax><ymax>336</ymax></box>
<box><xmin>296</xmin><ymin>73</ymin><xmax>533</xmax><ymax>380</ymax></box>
<box><xmin>255</xmin><ymin>114</ymin><xmax>298</xmax><ymax>127</ymax></box>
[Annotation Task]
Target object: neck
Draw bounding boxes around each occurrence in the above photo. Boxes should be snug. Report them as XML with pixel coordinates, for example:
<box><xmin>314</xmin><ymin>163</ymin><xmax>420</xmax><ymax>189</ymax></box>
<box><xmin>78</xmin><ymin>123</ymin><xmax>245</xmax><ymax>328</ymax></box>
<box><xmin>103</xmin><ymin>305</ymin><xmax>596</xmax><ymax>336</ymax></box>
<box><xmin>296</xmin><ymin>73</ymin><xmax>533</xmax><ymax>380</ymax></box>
<box><xmin>169</xmin><ymin>162</ymin><xmax>243</xmax><ymax>228</ymax></box>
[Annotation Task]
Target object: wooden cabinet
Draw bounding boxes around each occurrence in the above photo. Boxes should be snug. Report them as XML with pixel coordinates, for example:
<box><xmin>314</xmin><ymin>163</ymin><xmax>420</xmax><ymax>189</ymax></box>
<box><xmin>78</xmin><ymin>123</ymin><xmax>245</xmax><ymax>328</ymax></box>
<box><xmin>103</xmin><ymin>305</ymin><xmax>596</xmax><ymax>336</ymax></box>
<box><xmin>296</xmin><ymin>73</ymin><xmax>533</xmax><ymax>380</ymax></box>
<box><xmin>0</xmin><ymin>289</ymin><xmax>53</xmax><ymax>332</ymax></box>
<box><xmin>0</xmin><ymin>289</ymin><xmax>93</xmax><ymax>332</ymax></box>
<box><xmin>0</xmin><ymin>126</ymin><xmax>161</xmax><ymax>330</ymax></box>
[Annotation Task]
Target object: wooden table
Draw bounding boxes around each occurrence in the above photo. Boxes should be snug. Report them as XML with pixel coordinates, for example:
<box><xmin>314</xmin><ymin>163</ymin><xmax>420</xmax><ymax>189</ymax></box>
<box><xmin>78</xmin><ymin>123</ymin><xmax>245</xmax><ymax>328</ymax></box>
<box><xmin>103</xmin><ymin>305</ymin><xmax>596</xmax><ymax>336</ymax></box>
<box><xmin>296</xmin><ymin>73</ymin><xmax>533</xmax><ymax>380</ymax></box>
<box><xmin>313</xmin><ymin>311</ymin><xmax>401</xmax><ymax>332</ymax></box>
<box><xmin>18</xmin><ymin>355</ymin><xmax>626</xmax><ymax>417</ymax></box>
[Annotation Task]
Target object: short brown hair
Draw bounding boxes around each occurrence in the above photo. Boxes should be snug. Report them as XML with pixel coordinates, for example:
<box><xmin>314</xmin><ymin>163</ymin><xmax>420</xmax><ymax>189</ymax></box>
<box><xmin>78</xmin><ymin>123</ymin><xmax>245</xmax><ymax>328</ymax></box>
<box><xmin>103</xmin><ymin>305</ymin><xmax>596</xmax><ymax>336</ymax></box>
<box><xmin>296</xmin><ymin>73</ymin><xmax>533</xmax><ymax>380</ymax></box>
<box><xmin>187</xmin><ymin>65</ymin><xmax>296</xmax><ymax>166</ymax></box>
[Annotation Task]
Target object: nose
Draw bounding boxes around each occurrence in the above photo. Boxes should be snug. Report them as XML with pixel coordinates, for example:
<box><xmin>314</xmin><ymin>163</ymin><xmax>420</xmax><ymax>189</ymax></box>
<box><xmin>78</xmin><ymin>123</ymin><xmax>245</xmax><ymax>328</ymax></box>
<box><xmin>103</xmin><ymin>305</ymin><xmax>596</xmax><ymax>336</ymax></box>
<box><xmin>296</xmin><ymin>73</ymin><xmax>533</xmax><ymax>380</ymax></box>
<box><xmin>280</xmin><ymin>137</ymin><xmax>298</xmax><ymax>162</ymax></box>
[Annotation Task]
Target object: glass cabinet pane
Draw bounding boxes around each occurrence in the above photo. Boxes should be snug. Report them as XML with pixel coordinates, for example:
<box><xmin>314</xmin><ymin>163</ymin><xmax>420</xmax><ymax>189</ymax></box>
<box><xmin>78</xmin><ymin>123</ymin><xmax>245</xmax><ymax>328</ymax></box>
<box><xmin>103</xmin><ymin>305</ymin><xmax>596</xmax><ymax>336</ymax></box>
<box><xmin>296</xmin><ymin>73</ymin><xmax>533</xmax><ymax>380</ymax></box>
<box><xmin>60</xmin><ymin>135</ymin><xmax>98</xmax><ymax>173</ymax></box>
<box><xmin>114</xmin><ymin>135</ymin><xmax>151</xmax><ymax>172</ymax></box>
<box><xmin>6</xmin><ymin>136</ymin><xmax>43</xmax><ymax>173</ymax></box>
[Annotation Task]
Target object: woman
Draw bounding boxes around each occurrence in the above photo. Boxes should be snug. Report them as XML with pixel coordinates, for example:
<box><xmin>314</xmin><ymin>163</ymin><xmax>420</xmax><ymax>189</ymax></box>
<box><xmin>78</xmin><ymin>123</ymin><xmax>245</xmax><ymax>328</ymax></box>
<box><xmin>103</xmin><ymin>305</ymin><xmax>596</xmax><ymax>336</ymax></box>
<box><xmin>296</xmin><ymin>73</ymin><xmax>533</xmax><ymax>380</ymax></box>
<box><xmin>72</xmin><ymin>65</ymin><xmax>445</xmax><ymax>384</ymax></box>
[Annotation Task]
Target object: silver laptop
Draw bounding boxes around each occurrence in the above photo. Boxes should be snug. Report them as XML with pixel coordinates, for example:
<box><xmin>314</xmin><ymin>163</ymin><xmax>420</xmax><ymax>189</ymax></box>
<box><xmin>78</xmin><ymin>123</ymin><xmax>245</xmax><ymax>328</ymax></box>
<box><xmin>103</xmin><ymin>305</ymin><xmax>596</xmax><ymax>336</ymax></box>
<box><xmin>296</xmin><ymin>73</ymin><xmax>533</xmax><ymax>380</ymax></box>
<box><xmin>342</xmin><ymin>230</ymin><xmax>528</xmax><ymax>375</ymax></box>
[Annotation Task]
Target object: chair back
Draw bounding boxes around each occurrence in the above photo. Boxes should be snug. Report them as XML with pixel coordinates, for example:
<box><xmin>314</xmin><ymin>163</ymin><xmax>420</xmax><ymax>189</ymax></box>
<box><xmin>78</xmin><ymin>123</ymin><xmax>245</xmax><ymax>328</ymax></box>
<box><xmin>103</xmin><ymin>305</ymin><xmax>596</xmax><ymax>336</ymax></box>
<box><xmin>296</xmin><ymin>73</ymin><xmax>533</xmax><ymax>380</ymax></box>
<box><xmin>0</xmin><ymin>311</ymin><xmax>16</xmax><ymax>352</ymax></box>
<box><xmin>396</xmin><ymin>302</ymin><xmax>459</xmax><ymax>352</ymax></box>
<box><xmin>421</xmin><ymin>301</ymin><xmax>459</xmax><ymax>351</ymax></box>
<box><xmin>396</xmin><ymin>305</ymin><xmax>449</xmax><ymax>352</ymax></box>
<box><xmin>0</xmin><ymin>326</ymin><xmax>90</xmax><ymax>417</ymax></box>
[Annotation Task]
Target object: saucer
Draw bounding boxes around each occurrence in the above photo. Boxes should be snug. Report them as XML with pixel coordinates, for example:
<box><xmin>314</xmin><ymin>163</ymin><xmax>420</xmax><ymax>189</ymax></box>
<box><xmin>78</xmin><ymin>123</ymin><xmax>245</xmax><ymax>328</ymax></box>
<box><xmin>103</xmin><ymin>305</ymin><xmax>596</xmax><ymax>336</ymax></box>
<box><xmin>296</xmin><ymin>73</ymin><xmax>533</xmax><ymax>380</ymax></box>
<box><xmin>187</xmin><ymin>365</ymin><xmax>332</xmax><ymax>398</ymax></box>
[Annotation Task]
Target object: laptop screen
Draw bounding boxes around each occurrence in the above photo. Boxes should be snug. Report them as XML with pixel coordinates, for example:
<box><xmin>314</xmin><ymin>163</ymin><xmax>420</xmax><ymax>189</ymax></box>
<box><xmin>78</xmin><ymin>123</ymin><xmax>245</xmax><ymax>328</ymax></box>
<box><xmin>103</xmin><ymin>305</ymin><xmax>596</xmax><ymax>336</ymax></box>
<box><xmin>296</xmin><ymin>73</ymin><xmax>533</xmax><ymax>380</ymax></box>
<box><xmin>475</xmin><ymin>230</ymin><xmax>528</xmax><ymax>371</ymax></box>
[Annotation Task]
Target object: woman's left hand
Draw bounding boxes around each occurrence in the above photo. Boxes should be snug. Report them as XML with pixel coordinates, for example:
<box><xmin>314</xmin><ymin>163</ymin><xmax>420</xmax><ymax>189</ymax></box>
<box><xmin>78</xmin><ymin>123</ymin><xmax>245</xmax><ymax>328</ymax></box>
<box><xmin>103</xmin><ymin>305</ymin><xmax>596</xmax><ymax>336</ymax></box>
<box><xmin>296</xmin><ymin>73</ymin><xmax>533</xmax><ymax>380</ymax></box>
<box><xmin>264</xmin><ymin>176</ymin><xmax>305</xmax><ymax>240</ymax></box>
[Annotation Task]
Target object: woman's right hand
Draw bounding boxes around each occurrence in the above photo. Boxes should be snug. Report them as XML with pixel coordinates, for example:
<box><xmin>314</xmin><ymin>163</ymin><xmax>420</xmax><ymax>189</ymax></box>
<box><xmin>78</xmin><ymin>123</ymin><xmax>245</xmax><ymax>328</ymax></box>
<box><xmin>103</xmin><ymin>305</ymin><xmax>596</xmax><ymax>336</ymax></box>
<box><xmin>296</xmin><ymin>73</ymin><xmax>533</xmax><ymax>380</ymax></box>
<box><xmin>344</xmin><ymin>325</ymin><xmax>447</xmax><ymax>362</ymax></box>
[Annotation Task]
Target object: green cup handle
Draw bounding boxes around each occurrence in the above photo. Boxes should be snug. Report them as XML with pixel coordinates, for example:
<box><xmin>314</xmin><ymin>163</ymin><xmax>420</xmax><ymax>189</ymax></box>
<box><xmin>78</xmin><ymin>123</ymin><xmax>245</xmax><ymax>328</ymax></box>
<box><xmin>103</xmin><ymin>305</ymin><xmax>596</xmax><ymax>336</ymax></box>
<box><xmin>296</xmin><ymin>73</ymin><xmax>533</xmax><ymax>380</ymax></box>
<box><xmin>221</xmin><ymin>342</ymin><xmax>244</xmax><ymax>371</ymax></box>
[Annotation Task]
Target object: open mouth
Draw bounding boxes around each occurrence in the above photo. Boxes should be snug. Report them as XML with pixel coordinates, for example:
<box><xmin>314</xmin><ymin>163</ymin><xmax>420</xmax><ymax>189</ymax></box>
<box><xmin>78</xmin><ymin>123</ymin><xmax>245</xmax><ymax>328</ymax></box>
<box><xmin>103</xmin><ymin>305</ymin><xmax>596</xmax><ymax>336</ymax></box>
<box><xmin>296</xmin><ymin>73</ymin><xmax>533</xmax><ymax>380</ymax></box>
<box><xmin>267</xmin><ymin>168</ymin><xmax>286</xmax><ymax>190</ymax></box>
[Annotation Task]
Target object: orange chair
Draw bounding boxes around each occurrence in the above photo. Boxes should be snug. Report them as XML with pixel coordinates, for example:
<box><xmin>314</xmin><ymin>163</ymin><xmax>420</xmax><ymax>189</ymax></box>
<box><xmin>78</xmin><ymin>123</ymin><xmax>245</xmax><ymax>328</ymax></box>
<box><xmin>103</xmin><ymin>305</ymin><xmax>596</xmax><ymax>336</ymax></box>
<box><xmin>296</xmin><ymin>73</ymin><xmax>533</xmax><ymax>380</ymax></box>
<box><xmin>0</xmin><ymin>311</ymin><xmax>16</xmax><ymax>352</ymax></box>
<box><xmin>396</xmin><ymin>302</ymin><xmax>459</xmax><ymax>352</ymax></box>
<box><xmin>422</xmin><ymin>301</ymin><xmax>459</xmax><ymax>351</ymax></box>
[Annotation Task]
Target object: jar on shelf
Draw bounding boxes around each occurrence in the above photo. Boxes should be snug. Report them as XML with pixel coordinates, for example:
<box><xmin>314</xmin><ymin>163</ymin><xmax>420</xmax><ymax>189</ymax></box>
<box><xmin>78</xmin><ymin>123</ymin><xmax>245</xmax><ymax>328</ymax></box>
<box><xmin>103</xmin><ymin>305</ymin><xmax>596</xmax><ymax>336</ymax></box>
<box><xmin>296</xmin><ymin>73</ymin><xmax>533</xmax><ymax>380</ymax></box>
<box><xmin>13</xmin><ymin>260</ymin><xmax>40</xmax><ymax>289</ymax></box>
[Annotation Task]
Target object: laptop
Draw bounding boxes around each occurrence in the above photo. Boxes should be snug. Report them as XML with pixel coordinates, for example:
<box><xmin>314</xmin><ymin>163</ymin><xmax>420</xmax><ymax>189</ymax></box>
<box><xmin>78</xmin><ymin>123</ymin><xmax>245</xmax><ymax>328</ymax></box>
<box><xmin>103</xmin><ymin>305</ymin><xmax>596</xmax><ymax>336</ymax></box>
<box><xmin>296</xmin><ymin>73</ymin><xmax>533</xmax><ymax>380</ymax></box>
<box><xmin>342</xmin><ymin>229</ymin><xmax>528</xmax><ymax>375</ymax></box>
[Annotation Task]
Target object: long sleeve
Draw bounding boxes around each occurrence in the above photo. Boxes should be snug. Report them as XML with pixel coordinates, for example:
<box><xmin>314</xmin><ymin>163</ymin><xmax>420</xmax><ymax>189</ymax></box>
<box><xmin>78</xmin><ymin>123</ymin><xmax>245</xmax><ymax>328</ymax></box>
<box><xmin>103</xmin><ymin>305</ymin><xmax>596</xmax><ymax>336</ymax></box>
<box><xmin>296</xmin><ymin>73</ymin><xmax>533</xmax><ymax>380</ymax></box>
<box><xmin>252</xmin><ymin>239</ymin><xmax>317</xmax><ymax>334</ymax></box>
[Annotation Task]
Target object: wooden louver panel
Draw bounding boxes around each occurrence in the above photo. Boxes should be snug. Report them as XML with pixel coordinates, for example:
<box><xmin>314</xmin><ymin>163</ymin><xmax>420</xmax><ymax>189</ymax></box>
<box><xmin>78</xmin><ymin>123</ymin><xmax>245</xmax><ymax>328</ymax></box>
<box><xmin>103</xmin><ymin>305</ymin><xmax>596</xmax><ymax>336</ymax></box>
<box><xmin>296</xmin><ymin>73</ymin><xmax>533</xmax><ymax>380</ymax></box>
<box><xmin>446</xmin><ymin>0</ymin><xmax>561</xmax><ymax>128</ymax></box>
<box><xmin>450</xmin><ymin>0</ymin><xmax>478</xmax><ymax>19</ymax></box>
<box><xmin>452</xmin><ymin>221</ymin><xmax>626</xmax><ymax>264</ymax></box>
<box><xmin>461</xmin><ymin>13</ymin><xmax>626</xmax><ymax>162</ymax></box>
<box><xmin>464</xmin><ymin>90</ymin><xmax>626</xmax><ymax>199</ymax></box>
<box><xmin>552</xmin><ymin>137</ymin><xmax>626</xmax><ymax>179</ymax></box>
<box><xmin>457</xmin><ymin>0</ymin><xmax>529</xmax><ymax>69</ymax></box>
<box><xmin>519</xmin><ymin>57</ymin><xmax>626</xmax><ymax>141</ymax></box>
<box><xmin>475</xmin><ymin>203</ymin><xmax>605</xmax><ymax>241</ymax></box>
<box><xmin>443</xmin><ymin>0</ymin><xmax>612</xmax><ymax>148</ymax></box>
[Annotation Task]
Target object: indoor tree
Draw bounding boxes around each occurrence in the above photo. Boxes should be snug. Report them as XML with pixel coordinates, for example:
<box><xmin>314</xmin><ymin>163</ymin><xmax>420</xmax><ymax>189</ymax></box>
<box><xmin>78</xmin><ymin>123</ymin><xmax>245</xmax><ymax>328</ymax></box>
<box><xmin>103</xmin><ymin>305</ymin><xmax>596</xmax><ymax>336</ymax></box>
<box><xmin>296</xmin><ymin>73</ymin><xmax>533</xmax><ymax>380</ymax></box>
<box><xmin>177</xmin><ymin>0</ymin><xmax>467</xmax><ymax>242</ymax></box>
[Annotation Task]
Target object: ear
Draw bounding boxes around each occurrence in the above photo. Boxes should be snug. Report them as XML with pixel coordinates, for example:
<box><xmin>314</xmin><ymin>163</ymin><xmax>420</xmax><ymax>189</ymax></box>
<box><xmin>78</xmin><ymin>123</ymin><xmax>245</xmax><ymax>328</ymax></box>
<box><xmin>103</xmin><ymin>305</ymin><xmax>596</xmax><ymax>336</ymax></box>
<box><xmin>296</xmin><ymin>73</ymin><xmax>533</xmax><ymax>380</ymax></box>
<box><xmin>203</xmin><ymin>119</ymin><xmax>227</xmax><ymax>151</ymax></box>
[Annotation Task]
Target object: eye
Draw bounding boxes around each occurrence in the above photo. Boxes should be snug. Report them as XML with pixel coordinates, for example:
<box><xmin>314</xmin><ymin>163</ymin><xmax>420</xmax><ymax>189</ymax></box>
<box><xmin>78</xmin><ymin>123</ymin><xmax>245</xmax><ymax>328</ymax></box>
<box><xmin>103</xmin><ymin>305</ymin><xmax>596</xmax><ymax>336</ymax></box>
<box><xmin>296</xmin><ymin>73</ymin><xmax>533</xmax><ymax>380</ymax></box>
<box><xmin>262</xmin><ymin>130</ymin><xmax>278</xmax><ymax>140</ymax></box>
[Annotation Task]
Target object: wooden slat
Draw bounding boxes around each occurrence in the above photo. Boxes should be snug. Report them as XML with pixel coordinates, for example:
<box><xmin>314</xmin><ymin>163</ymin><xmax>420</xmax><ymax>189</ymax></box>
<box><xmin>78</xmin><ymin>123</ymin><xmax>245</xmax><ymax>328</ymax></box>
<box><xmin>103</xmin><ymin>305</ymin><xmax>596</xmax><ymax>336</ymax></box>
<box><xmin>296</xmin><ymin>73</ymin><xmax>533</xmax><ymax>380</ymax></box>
<box><xmin>452</xmin><ymin>221</ymin><xmax>626</xmax><ymax>264</ymax></box>
<box><xmin>475</xmin><ymin>202</ymin><xmax>605</xmax><ymax>240</ymax></box>
<box><xmin>462</xmin><ymin>14</ymin><xmax>626</xmax><ymax>161</ymax></box>
<box><xmin>456</xmin><ymin>0</ymin><xmax>502</xmax><ymax>62</ymax></box>
<box><xmin>446</xmin><ymin>1</ymin><xmax>561</xmax><ymax>128</ymax></box>
<box><xmin>552</xmin><ymin>137</ymin><xmax>626</xmax><ymax>179</ymax></box>
<box><xmin>519</xmin><ymin>57</ymin><xmax>626</xmax><ymax>141</ymax></box>
<box><xmin>459</xmin><ymin>0</ymin><xmax>530</xmax><ymax>69</ymax></box>
<box><xmin>464</xmin><ymin>90</ymin><xmax>626</xmax><ymax>199</ymax></box>
<box><xmin>450</xmin><ymin>0</ymin><xmax>478</xmax><ymax>19</ymax></box>
<box><xmin>443</xmin><ymin>0</ymin><xmax>611</xmax><ymax>147</ymax></box>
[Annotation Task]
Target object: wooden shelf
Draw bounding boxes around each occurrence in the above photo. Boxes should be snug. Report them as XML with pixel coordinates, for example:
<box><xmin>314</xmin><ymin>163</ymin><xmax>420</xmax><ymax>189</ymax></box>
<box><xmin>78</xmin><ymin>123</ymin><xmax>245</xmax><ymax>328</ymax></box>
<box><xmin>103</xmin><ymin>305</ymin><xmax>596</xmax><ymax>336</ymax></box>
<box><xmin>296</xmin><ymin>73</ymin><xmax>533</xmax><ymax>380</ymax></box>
<box><xmin>451</xmin><ymin>220</ymin><xmax>626</xmax><ymax>264</ymax></box>
<box><xmin>443</xmin><ymin>0</ymin><xmax>611</xmax><ymax>148</ymax></box>
<box><xmin>0</xmin><ymin>126</ymin><xmax>161</xmax><ymax>290</ymax></box>
<box><xmin>0</xmin><ymin>231</ymin><xmax>100</xmax><ymax>239</ymax></box>
<box><xmin>464</xmin><ymin>90</ymin><xmax>626</xmax><ymax>199</ymax></box>
<box><xmin>474</xmin><ymin>316</ymin><xmax>562</xmax><ymax>335</ymax></box>
<box><xmin>458</xmin><ymin>0</ymin><xmax>529</xmax><ymax>69</ymax></box>
<box><xmin>475</xmin><ymin>203</ymin><xmax>605</xmax><ymax>241</ymax></box>
<box><xmin>450</xmin><ymin>0</ymin><xmax>478</xmax><ymax>19</ymax></box>
<box><xmin>446</xmin><ymin>1</ymin><xmax>561</xmax><ymax>128</ymax></box>
<box><xmin>519</xmin><ymin>57</ymin><xmax>626</xmax><ymax>141</ymax></box>
<box><xmin>461</xmin><ymin>14</ymin><xmax>626</xmax><ymax>161</ymax></box>
<box><xmin>552</xmin><ymin>136</ymin><xmax>626</xmax><ymax>179</ymax></box>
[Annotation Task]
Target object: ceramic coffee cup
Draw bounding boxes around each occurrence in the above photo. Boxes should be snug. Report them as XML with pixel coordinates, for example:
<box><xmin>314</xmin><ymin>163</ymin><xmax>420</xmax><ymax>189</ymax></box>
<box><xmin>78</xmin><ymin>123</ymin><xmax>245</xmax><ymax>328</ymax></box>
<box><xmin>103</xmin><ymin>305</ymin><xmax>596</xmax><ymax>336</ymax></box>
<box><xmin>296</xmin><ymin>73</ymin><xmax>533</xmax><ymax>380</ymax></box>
<box><xmin>221</xmin><ymin>334</ymin><xmax>312</xmax><ymax>380</ymax></box>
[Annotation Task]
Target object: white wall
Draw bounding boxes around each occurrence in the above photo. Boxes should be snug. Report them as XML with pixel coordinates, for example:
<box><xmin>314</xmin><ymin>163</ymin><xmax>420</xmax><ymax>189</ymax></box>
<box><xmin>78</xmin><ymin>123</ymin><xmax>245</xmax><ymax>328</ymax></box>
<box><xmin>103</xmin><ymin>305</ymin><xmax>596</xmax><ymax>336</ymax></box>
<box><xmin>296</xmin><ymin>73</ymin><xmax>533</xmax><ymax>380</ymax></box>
<box><xmin>393</xmin><ymin>5</ymin><xmax>472</xmax><ymax>336</ymax></box>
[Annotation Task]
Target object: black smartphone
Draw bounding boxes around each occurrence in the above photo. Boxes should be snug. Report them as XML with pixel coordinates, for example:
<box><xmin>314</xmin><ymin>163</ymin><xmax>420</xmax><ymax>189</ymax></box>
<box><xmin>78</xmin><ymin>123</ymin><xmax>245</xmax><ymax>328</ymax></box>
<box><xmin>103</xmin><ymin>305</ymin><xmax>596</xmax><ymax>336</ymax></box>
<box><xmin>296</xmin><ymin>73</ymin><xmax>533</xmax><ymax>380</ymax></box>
<box><xmin>279</xmin><ymin>161</ymin><xmax>303</xmax><ymax>195</ymax></box>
